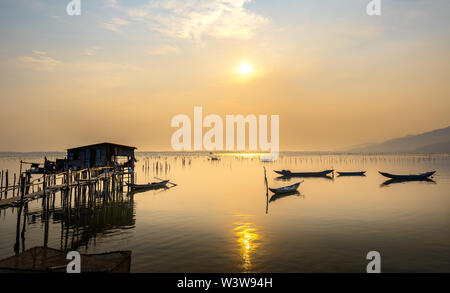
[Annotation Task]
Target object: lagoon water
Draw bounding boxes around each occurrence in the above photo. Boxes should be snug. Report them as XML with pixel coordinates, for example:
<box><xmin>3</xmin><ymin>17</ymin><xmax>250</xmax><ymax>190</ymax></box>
<box><xmin>0</xmin><ymin>152</ymin><xmax>449</xmax><ymax>272</ymax></box>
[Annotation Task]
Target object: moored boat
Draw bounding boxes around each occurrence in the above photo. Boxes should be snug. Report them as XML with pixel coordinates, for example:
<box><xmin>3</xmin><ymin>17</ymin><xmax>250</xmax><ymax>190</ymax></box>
<box><xmin>274</xmin><ymin>169</ymin><xmax>334</xmax><ymax>177</ymax></box>
<box><xmin>126</xmin><ymin>180</ymin><xmax>169</xmax><ymax>190</ymax></box>
<box><xmin>337</xmin><ymin>171</ymin><xmax>366</xmax><ymax>176</ymax></box>
<box><xmin>378</xmin><ymin>171</ymin><xmax>435</xmax><ymax>180</ymax></box>
<box><xmin>269</xmin><ymin>181</ymin><xmax>303</xmax><ymax>194</ymax></box>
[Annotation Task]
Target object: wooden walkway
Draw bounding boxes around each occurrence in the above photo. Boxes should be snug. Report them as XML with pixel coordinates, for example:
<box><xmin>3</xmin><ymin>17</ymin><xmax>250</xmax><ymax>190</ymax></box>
<box><xmin>0</xmin><ymin>184</ymin><xmax>68</xmax><ymax>208</ymax></box>
<box><xmin>0</xmin><ymin>167</ymin><xmax>132</xmax><ymax>209</ymax></box>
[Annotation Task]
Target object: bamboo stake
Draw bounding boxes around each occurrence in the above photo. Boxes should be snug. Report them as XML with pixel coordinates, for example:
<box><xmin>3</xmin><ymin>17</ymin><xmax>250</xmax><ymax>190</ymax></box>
<box><xmin>0</xmin><ymin>170</ymin><xmax>3</xmax><ymax>200</ymax></box>
<box><xmin>13</xmin><ymin>173</ymin><xmax>16</xmax><ymax>197</ymax></box>
<box><xmin>264</xmin><ymin>167</ymin><xmax>269</xmax><ymax>214</ymax></box>
<box><xmin>4</xmin><ymin>170</ymin><xmax>8</xmax><ymax>198</ymax></box>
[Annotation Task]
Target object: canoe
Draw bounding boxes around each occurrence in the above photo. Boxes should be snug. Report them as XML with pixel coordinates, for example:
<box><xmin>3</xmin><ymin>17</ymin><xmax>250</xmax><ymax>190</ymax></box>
<box><xmin>274</xmin><ymin>169</ymin><xmax>334</xmax><ymax>177</ymax></box>
<box><xmin>337</xmin><ymin>171</ymin><xmax>366</xmax><ymax>176</ymax></box>
<box><xmin>378</xmin><ymin>171</ymin><xmax>435</xmax><ymax>180</ymax></box>
<box><xmin>269</xmin><ymin>181</ymin><xmax>303</xmax><ymax>194</ymax></box>
<box><xmin>127</xmin><ymin>180</ymin><xmax>169</xmax><ymax>190</ymax></box>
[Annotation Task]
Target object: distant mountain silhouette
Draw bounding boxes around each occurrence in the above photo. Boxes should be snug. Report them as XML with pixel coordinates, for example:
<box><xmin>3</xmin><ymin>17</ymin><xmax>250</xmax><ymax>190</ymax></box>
<box><xmin>414</xmin><ymin>140</ymin><xmax>450</xmax><ymax>153</ymax></box>
<box><xmin>349</xmin><ymin>126</ymin><xmax>450</xmax><ymax>153</ymax></box>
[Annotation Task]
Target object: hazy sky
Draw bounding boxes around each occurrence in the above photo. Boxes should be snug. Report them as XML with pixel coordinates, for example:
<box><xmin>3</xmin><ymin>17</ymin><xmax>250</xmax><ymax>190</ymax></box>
<box><xmin>0</xmin><ymin>0</ymin><xmax>449</xmax><ymax>151</ymax></box>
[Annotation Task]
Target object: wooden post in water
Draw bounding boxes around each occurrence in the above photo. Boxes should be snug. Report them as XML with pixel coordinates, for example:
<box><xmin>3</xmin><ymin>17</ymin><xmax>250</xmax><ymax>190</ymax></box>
<box><xmin>88</xmin><ymin>168</ymin><xmax>91</xmax><ymax>198</ymax></box>
<box><xmin>66</xmin><ymin>169</ymin><xmax>70</xmax><ymax>193</ymax></box>
<box><xmin>0</xmin><ymin>170</ymin><xmax>3</xmax><ymax>200</ymax></box>
<box><xmin>41</xmin><ymin>172</ymin><xmax>47</xmax><ymax>247</ymax></box>
<box><xmin>13</xmin><ymin>173</ymin><xmax>16</xmax><ymax>198</ymax></box>
<box><xmin>4</xmin><ymin>170</ymin><xmax>8</xmax><ymax>198</ymax></box>
<box><xmin>264</xmin><ymin>167</ymin><xmax>269</xmax><ymax>214</ymax></box>
<box><xmin>111</xmin><ymin>169</ymin><xmax>116</xmax><ymax>198</ymax></box>
<box><xmin>25</xmin><ymin>172</ymin><xmax>31</xmax><ymax>194</ymax></box>
<box><xmin>20</xmin><ymin>174</ymin><xmax>25</xmax><ymax>202</ymax></box>
<box><xmin>42</xmin><ymin>173</ymin><xmax>46</xmax><ymax>200</ymax></box>
<box><xmin>18</xmin><ymin>160</ymin><xmax>23</xmax><ymax>196</ymax></box>
<box><xmin>77</xmin><ymin>175</ymin><xmax>81</xmax><ymax>204</ymax></box>
<box><xmin>21</xmin><ymin>201</ymin><xmax>27</xmax><ymax>253</ymax></box>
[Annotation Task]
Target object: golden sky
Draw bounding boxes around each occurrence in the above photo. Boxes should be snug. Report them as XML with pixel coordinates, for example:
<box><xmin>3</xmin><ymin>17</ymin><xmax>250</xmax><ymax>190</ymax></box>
<box><xmin>0</xmin><ymin>0</ymin><xmax>449</xmax><ymax>151</ymax></box>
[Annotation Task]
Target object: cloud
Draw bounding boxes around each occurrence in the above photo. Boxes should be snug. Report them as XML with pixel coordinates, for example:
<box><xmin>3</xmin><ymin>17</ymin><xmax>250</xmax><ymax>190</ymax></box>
<box><xmin>103</xmin><ymin>0</ymin><xmax>118</xmax><ymax>8</ymax></box>
<box><xmin>147</xmin><ymin>45</ymin><xmax>180</xmax><ymax>55</ymax></box>
<box><xmin>126</xmin><ymin>0</ymin><xmax>268</xmax><ymax>40</ymax></box>
<box><xmin>128</xmin><ymin>9</ymin><xmax>149</xmax><ymax>18</ymax></box>
<box><xmin>15</xmin><ymin>51</ymin><xmax>141</xmax><ymax>76</ymax></box>
<box><xmin>84</xmin><ymin>46</ymin><xmax>103</xmax><ymax>56</ymax></box>
<box><xmin>16</xmin><ymin>52</ymin><xmax>61</xmax><ymax>72</ymax></box>
<box><xmin>33</xmin><ymin>50</ymin><xmax>47</xmax><ymax>55</ymax></box>
<box><xmin>104</xmin><ymin>18</ymin><xmax>130</xmax><ymax>32</ymax></box>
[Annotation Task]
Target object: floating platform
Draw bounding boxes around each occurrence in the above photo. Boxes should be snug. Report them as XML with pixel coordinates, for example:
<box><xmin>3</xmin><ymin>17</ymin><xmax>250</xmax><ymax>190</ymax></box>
<box><xmin>0</xmin><ymin>246</ymin><xmax>131</xmax><ymax>273</ymax></box>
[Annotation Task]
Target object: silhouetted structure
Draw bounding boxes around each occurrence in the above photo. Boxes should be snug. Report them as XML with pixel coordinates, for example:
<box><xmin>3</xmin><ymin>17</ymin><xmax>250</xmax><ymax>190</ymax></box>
<box><xmin>67</xmin><ymin>142</ymin><xmax>136</xmax><ymax>170</ymax></box>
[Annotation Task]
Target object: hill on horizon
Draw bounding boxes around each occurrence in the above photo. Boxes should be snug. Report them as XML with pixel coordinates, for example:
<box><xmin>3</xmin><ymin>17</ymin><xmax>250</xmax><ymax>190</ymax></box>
<box><xmin>348</xmin><ymin>126</ymin><xmax>450</xmax><ymax>153</ymax></box>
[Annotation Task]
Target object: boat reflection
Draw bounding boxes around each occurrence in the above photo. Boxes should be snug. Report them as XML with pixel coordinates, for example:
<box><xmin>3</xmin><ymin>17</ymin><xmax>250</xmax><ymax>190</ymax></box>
<box><xmin>233</xmin><ymin>220</ymin><xmax>260</xmax><ymax>273</ymax></box>
<box><xmin>269</xmin><ymin>191</ymin><xmax>302</xmax><ymax>203</ymax></box>
<box><xmin>380</xmin><ymin>178</ymin><xmax>436</xmax><ymax>187</ymax></box>
<box><xmin>265</xmin><ymin>191</ymin><xmax>304</xmax><ymax>214</ymax></box>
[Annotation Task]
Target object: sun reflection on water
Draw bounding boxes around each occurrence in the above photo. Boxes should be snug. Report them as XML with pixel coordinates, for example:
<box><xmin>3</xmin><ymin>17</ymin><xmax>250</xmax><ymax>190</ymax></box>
<box><xmin>234</xmin><ymin>220</ymin><xmax>260</xmax><ymax>272</ymax></box>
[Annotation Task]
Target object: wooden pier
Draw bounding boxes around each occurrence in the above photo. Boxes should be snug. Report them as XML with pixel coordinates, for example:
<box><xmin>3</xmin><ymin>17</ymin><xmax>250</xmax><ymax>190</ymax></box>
<box><xmin>0</xmin><ymin>167</ymin><xmax>134</xmax><ymax>209</ymax></box>
<box><xmin>0</xmin><ymin>142</ymin><xmax>142</xmax><ymax>272</ymax></box>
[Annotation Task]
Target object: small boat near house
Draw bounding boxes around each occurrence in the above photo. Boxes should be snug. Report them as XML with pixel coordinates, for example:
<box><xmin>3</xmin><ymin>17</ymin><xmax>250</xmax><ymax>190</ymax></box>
<box><xmin>126</xmin><ymin>180</ymin><xmax>169</xmax><ymax>190</ymax></box>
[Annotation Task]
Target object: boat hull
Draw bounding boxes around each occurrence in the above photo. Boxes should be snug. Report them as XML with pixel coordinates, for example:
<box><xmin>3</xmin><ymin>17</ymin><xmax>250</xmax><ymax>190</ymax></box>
<box><xmin>274</xmin><ymin>170</ymin><xmax>334</xmax><ymax>177</ymax></box>
<box><xmin>337</xmin><ymin>171</ymin><xmax>366</xmax><ymax>176</ymax></box>
<box><xmin>378</xmin><ymin>171</ymin><xmax>435</xmax><ymax>180</ymax></box>
<box><xmin>269</xmin><ymin>182</ymin><xmax>302</xmax><ymax>194</ymax></box>
<box><xmin>127</xmin><ymin>180</ymin><xmax>169</xmax><ymax>190</ymax></box>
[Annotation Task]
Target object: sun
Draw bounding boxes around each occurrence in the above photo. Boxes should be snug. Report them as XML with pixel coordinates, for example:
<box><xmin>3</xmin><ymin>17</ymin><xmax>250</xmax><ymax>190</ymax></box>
<box><xmin>238</xmin><ymin>63</ymin><xmax>252</xmax><ymax>75</ymax></box>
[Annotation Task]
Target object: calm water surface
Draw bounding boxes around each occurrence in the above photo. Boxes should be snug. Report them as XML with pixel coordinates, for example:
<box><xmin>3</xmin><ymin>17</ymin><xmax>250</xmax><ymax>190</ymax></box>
<box><xmin>0</xmin><ymin>152</ymin><xmax>449</xmax><ymax>272</ymax></box>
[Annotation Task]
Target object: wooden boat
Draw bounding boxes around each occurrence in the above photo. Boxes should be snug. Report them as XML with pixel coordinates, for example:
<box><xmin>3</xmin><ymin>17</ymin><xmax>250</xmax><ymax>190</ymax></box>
<box><xmin>378</xmin><ymin>171</ymin><xmax>435</xmax><ymax>180</ymax></box>
<box><xmin>269</xmin><ymin>181</ymin><xmax>303</xmax><ymax>194</ymax></box>
<box><xmin>0</xmin><ymin>246</ymin><xmax>131</xmax><ymax>273</ymax></box>
<box><xmin>126</xmin><ymin>180</ymin><xmax>169</xmax><ymax>190</ymax></box>
<box><xmin>337</xmin><ymin>171</ymin><xmax>366</xmax><ymax>176</ymax></box>
<box><xmin>274</xmin><ymin>169</ymin><xmax>334</xmax><ymax>177</ymax></box>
